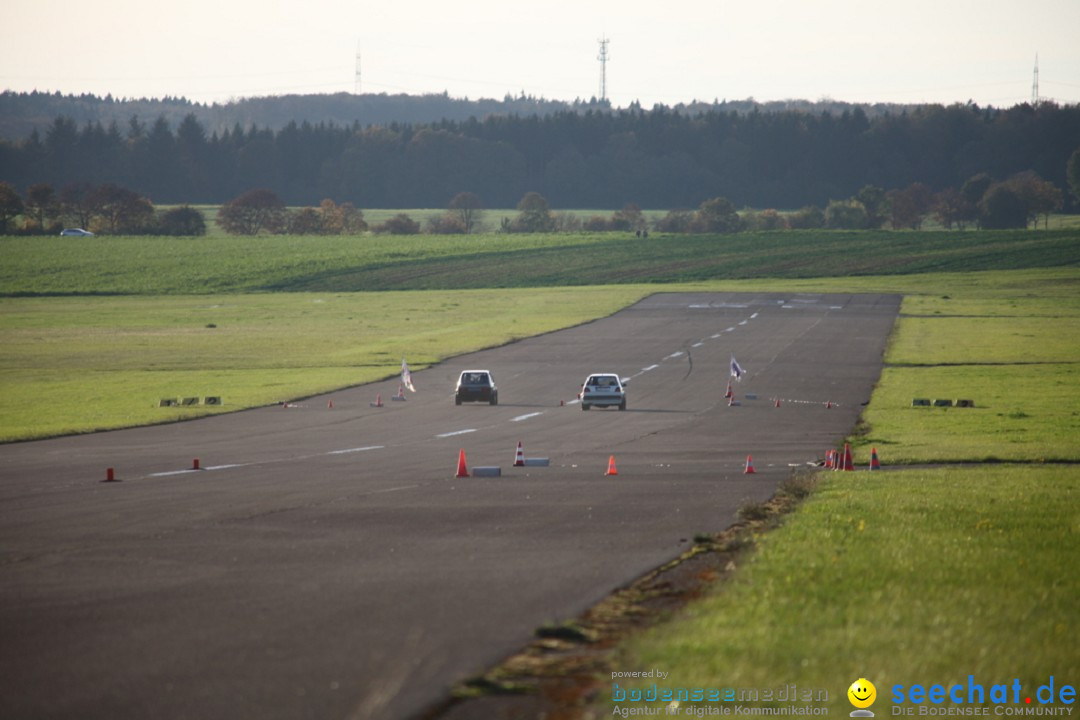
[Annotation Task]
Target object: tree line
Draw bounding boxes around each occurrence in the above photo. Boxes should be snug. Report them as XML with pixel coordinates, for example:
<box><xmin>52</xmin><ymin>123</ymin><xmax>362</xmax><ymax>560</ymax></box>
<box><xmin>1</xmin><ymin>101</ymin><xmax>1078</xmax><ymax>231</ymax></box>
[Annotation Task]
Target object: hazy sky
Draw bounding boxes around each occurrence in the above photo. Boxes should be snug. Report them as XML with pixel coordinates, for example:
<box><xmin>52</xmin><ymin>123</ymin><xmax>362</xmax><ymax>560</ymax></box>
<box><xmin>3</xmin><ymin>0</ymin><xmax>1079</xmax><ymax>108</ymax></box>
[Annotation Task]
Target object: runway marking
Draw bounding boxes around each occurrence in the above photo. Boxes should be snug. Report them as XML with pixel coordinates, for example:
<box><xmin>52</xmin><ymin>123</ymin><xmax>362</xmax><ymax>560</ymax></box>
<box><xmin>511</xmin><ymin>412</ymin><xmax>544</xmax><ymax>422</ymax></box>
<box><xmin>665</xmin><ymin>351</ymin><xmax>685</xmax><ymax>359</ymax></box>
<box><xmin>738</xmin><ymin>320</ymin><xmax>748</xmax><ymax>325</ymax></box>
<box><xmin>437</xmin><ymin>429</ymin><xmax>477</xmax><ymax>438</ymax></box>
<box><xmin>149</xmin><ymin>469</ymin><xmax>198</xmax><ymax>477</ymax></box>
<box><xmin>327</xmin><ymin>445</ymin><xmax>384</xmax><ymax>455</ymax></box>
<box><xmin>710</xmin><ymin>333</ymin><xmax>722</xmax><ymax>339</ymax></box>
<box><xmin>642</xmin><ymin>364</ymin><xmax>659</xmax><ymax>372</ymax></box>
<box><xmin>751</xmin><ymin>312</ymin><xmax>759</xmax><ymax>318</ymax></box>
<box><xmin>726</xmin><ymin>327</ymin><xmax>736</xmax><ymax>332</ymax></box>
<box><xmin>205</xmin><ymin>463</ymin><xmax>249</xmax><ymax>471</ymax></box>
<box><xmin>692</xmin><ymin>342</ymin><xmax>704</xmax><ymax>348</ymax></box>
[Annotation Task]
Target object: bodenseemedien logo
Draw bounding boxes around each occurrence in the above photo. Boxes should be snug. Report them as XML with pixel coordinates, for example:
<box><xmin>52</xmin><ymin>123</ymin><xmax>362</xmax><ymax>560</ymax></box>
<box><xmin>849</xmin><ymin>678</ymin><xmax>878</xmax><ymax>717</ymax></box>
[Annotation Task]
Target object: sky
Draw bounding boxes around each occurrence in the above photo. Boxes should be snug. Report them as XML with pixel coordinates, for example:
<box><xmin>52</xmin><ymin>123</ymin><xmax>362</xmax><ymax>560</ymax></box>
<box><xmin>3</xmin><ymin>0</ymin><xmax>1079</xmax><ymax>109</ymax></box>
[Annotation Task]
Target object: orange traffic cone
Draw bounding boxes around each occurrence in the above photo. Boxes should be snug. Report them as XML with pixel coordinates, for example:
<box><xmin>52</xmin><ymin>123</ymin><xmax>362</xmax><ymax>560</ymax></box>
<box><xmin>725</xmin><ymin>382</ymin><xmax>733</xmax><ymax>399</ymax></box>
<box><xmin>605</xmin><ymin>455</ymin><xmax>618</xmax><ymax>476</ymax></box>
<box><xmin>455</xmin><ymin>449</ymin><xmax>469</xmax><ymax>478</ymax></box>
<box><xmin>744</xmin><ymin>455</ymin><xmax>756</xmax><ymax>474</ymax></box>
<box><xmin>824</xmin><ymin>449</ymin><xmax>834</xmax><ymax>469</ymax></box>
<box><xmin>842</xmin><ymin>444</ymin><xmax>854</xmax><ymax>471</ymax></box>
<box><xmin>371</xmin><ymin>393</ymin><xmax>384</xmax><ymax>407</ymax></box>
<box><xmin>869</xmin><ymin>447</ymin><xmax>881</xmax><ymax>471</ymax></box>
<box><xmin>514</xmin><ymin>441</ymin><xmax>525</xmax><ymax>467</ymax></box>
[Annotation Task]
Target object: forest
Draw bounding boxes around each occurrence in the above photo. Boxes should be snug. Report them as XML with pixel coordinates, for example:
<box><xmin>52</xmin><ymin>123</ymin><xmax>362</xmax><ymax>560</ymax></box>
<box><xmin>0</xmin><ymin>93</ymin><xmax>1078</xmax><ymax>215</ymax></box>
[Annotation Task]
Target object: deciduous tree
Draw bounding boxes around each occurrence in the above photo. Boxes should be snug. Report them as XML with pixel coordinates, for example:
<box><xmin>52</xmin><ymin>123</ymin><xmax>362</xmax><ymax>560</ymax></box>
<box><xmin>217</xmin><ymin>188</ymin><xmax>286</xmax><ymax>235</ymax></box>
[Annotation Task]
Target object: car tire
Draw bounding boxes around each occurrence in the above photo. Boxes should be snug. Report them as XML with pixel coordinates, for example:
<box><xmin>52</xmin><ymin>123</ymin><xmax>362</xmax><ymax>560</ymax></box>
<box><xmin>455</xmin><ymin>396</ymin><xmax>462</xmax><ymax>405</ymax></box>
<box><xmin>490</xmin><ymin>394</ymin><xmax>498</xmax><ymax>406</ymax></box>
<box><xmin>619</xmin><ymin>401</ymin><xmax>626</xmax><ymax>411</ymax></box>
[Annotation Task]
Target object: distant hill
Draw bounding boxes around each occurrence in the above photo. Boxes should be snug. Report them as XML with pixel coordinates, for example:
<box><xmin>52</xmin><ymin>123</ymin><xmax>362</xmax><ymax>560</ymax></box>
<box><xmin>1</xmin><ymin>90</ymin><xmax>930</xmax><ymax>141</ymax></box>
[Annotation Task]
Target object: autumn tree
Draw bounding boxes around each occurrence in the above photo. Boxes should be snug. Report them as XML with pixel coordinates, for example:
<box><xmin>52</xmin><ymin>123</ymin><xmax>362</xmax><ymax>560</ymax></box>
<box><xmin>87</xmin><ymin>184</ymin><xmax>155</xmax><ymax>233</ymax></box>
<box><xmin>58</xmin><ymin>182</ymin><xmax>96</xmax><ymax>230</ymax></box>
<box><xmin>0</xmin><ymin>182</ymin><xmax>25</xmax><ymax>233</ymax></box>
<box><xmin>1068</xmin><ymin>147</ymin><xmax>1080</xmax><ymax>206</ymax></box>
<box><xmin>25</xmin><ymin>183</ymin><xmax>58</xmax><ymax>232</ymax></box>
<box><xmin>217</xmin><ymin>188</ymin><xmax>286</xmax><ymax>235</ymax></box>
<box><xmin>824</xmin><ymin>199</ymin><xmax>867</xmax><ymax>230</ymax></box>
<box><xmin>978</xmin><ymin>184</ymin><xmax>1026</xmax><ymax>229</ymax></box>
<box><xmin>509</xmin><ymin>191</ymin><xmax>555</xmax><ymax>233</ymax></box>
<box><xmin>887</xmin><ymin>183</ymin><xmax>933</xmax><ymax>229</ymax></box>
<box><xmin>692</xmin><ymin>196</ymin><xmax>741</xmax><ymax>233</ymax></box>
<box><xmin>448</xmin><ymin>191</ymin><xmax>484</xmax><ymax>234</ymax></box>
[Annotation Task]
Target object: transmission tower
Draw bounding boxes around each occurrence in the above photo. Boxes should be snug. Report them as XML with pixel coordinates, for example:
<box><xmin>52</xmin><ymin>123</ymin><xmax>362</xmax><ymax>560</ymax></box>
<box><xmin>597</xmin><ymin>37</ymin><xmax>610</xmax><ymax>102</ymax></box>
<box><xmin>1031</xmin><ymin>53</ymin><xmax>1039</xmax><ymax>106</ymax></box>
<box><xmin>355</xmin><ymin>41</ymin><xmax>362</xmax><ymax>95</ymax></box>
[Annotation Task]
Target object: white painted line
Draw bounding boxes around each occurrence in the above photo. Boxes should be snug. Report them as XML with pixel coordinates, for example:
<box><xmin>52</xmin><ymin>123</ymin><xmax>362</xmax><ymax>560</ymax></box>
<box><xmin>738</xmin><ymin>320</ymin><xmax>748</xmax><ymax>325</ymax></box>
<box><xmin>665</xmin><ymin>351</ymin><xmax>685</xmax><ymax>359</ymax></box>
<box><xmin>711</xmin><ymin>334</ymin><xmax>722</xmax><ymax>339</ymax></box>
<box><xmin>830</xmin><ymin>305</ymin><xmax>843</xmax><ymax>310</ymax></box>
<box><xmin>327</xmin><ymin>445</ymin><xmax>385</xmax><ymax>455</ymax></box>
<box><xmin>641</xmin><ymin>364</ymin><xmax>659</xmax><ymax>372</ymax></box>
<box><xmin>437</xmin><ymin>429</ymin><xmax>477</xmax><ymax>438</ymax></box>
<box><xmin>751</xmin><ymin>312</ymin><xmax>759</xmax><ymax>318</ymax></box>
<box><xmin>149</xmin><ymin>469</ymin><xmax>197</xmax><ymax>478</ymax></box>
<box><xmin>726</xmin><ymin>327</ymin><xmax>736</xmax><ymax>332</ymax></box>
<box><xmin>511</xmin><ymin>412</ymin><xmax>544</xmax><ymax>422</ymax></box>
<box><xmin>205</xmin><ymin>463</ymin><xmax>249</xmax><ymax>471</ymax></box>
<box><xmin>692</xmin><ymin>342</ymin><xmax>704</xmax><ymax>348</ymax></box>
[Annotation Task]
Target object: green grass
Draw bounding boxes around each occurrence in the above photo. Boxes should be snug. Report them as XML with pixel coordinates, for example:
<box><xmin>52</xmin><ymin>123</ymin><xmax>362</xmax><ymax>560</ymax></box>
<box><xmin>0</xmin><ymin>287</ymin><xmax>650</xmax><ymax>441</ymax></box>
<box><xmin>2</xmin><ymin>229</ymin><xmax>1077</xmax><ymax>295</ymax></box>
<box><xmin>616</xmin><ymin>465</ymin><xmax>1079</xmax><ymax>714</ymax></box>
<box><xmin>605</xmin><ymin>264</ymin><xmax>1080</xmax><ymax>713</ymax></box>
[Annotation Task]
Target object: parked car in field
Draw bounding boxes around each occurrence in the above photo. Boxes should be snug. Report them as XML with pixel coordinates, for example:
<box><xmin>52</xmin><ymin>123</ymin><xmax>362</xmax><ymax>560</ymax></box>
<box><xmin>60</xmin><ymin>228</ymin><xmax>94</xmax><ymax>236</ymax></box>
<box><xmin>579</xmin><ymin>373</ymin><xmax>628</xmax><ymax>410</ymax></box>
<box><xmin>455</xmin><ymin>370</ymin><xmax>498</xmax><ymax>405</ymax></box>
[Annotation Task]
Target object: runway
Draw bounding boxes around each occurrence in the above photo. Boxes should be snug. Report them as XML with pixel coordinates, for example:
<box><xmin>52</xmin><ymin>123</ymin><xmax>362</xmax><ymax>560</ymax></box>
<box><xmin>0</xmin><ymin>292</ymin><xmax>900</xmax><ymax>720</ymax></box>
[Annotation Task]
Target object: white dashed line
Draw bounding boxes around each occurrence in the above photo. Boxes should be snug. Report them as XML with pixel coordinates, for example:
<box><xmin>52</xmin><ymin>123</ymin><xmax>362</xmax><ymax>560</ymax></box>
<box><xmin>511</xmin><ymin>412</ymin><xmax>544</xmax><ymax>422</ymax></box>
<box><xmin>437</xmin><ymin>429</ymin><xmax>477</xmax><ymax>438</ymax></box>
<box><xmin>327</xmin><ymin>446</ymin><xmax>384</xmax><ymax>455</ymax></box>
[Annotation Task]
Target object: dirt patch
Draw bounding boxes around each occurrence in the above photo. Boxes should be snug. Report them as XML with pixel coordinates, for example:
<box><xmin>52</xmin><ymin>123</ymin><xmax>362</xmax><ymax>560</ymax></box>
<box><xmin>418</xmin><ymin>471</ymin><xmax>819</xmax><ymax>720</ymax></box>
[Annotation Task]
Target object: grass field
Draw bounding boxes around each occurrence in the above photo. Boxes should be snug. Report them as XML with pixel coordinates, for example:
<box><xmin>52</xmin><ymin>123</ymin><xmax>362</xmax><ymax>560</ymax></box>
<box><xmin>2</xmin><ymin>229</ymin><xmax>1077</xmax><ymax>295</ymax></box>
<box><xmin>2</xmin><ymin>225</ymin><xmax>1078</xmax><ymax>717</ymax></box>
<box><xmin>603</xmin><ymin>267</ymin><xmax>1080</xmax><ymax>715</ymax></box>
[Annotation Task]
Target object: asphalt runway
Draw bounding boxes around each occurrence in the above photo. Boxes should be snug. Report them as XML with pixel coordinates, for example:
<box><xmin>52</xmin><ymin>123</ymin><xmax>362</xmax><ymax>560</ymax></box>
<box><xmin>0</xmin><ymin>291</ymin><xmax>900</xmax><ymax>720</ymax></box>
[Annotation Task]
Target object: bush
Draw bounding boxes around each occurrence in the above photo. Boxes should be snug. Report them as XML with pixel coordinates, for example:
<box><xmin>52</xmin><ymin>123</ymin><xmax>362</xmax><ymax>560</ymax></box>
<box><xmin>158</xmin><ymin>206</ymin><xmax>207</xmax><ymax>236</ymax></box>
<box><xmin>787</xmin><ymin>205</ymin><xmax>825</xmax><ymax>229</ymax></box>
<box><xmin>374</xmin><ymin>213</ymin><xmax>420</xmax><ymax>235</ymax></box>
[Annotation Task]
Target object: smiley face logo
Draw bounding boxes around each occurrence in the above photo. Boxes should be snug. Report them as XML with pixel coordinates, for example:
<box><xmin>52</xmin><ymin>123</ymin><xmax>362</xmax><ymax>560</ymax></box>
<box><xmin>848</xmin><ymin>678</ymin><xmax>877</xmax><ymax>709</ymax></box>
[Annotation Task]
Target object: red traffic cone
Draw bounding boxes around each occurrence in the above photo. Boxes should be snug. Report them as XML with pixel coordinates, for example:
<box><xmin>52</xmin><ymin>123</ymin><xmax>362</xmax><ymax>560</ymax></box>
<box><xmin>824</xmin><ymin>449</ymin><xmax>834</xmax><ymax>469</ymax></box>
<box><xmin>104</xmin><ymin>467</ymin><xmax>117</xmax><ymax>482</ymax></box>
<box><xmin>744</xmin><ymin>455</ymin><xmax>756</xmax><ymax>474</ymax></box>
<box><xmin>842</xmin><ymin>444</ymin><xmax>854</xmax><ymax>471</ymax></box>
<box><xmin>192</xmin><ymin>458</ymin><xmax>201</xmax><ymax>470</ymax></box>
<box><xmin>514</xmin><ymin>441</ymin><xmax>525</xmax><ymax>467</ymax></box>
<box><xmin>725</xmin><ymin>382</ymin><xmax>733</xmax><ymax>399</ymax></box>
<box><xmin>327</xmin><ymin>399</ymin><xmax>334</xmax><ymax>409</ymax></box>
<box><xmin>825</xmin><ymin>400</ymin><xmax>833</xmax><ymax>409</ymax></box>
<box><xmin>455</xmin><ymin>449</ymin><xmax>469</xmax><ymax>478</ymax></box>
<box><xmin>605</xmin><ymin>455</ymin><xmax>618</xmax><ymax>476</ymax></box>
<box><xmin>371</xmin><ymin>393</ymin><xmax>384</xmax><ymax>407</ymax></box>
<box><xmin>774</xmin><ymin>397</ymin><xmax>781</xmax><ymax>408</ymax></box>
<box><xmin>869</xmin><ymin>447</ymin><xmax>881</xmax><ymax>471</ymax></box>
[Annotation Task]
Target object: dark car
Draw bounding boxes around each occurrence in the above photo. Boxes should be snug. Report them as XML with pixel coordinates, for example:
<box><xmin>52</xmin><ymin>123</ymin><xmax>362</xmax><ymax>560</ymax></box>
<box><xmin>455</xmin><ymin>370</ymin><xmax>498</xmax><ymax>405</ymax></box>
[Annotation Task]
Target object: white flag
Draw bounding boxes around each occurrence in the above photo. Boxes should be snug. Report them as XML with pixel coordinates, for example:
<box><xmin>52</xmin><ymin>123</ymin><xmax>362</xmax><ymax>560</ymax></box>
<box><xmin>730</xmin><ymin>356</ymin><xmax>745</xmax><ymax>381</ymax></box>
<box><xmin>401</xmin><ymin>359</ymin><xmax>416</xmax><ymax>392</ymax></box>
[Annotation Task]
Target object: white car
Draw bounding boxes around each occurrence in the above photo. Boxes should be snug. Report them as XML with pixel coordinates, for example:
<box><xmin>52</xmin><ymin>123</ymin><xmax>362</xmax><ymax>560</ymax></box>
<box><xmin>579</xmin><ymin>373</ymin><xmax>628</xmax><ymax>411</ymax></box>
<box><xmin>60</xmin><ymin>228</ymin><xmax>94</xmax><ymax>236</ymax></box>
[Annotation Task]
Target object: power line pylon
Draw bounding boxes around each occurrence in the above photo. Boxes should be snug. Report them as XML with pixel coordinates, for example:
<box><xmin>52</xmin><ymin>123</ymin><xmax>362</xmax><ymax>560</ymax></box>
<box><xmin>597</xmin><ymin>37</ymin><xmax>610</xmax><ymax>102</ymax></box>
